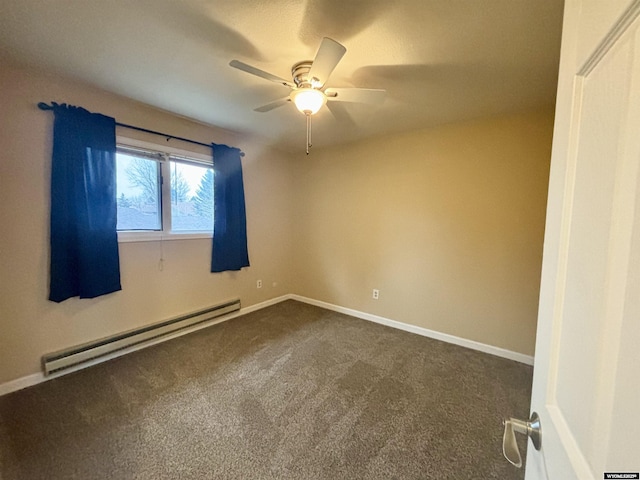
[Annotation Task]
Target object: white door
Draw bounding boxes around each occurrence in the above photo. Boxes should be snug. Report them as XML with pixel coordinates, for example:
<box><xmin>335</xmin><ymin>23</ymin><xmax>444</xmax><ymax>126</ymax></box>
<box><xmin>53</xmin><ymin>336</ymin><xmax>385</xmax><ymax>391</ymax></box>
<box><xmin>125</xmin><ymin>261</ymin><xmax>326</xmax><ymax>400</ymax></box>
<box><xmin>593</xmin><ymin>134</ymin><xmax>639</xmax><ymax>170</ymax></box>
<box><xmin>524</xmin><ymin>0</ymin><xmax>640</xmax><ymax>479</ymax></box>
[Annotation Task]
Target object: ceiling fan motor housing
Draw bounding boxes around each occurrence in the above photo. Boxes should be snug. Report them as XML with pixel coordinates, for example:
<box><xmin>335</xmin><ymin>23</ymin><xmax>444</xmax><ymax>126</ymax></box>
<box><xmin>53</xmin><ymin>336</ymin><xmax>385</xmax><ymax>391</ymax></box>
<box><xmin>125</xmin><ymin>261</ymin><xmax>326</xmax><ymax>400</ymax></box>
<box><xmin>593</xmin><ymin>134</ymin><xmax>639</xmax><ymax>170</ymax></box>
<box><xmin>291</xmin><ymin>61</ymin><xmax>317</xmax><ymax>88</ymax></box>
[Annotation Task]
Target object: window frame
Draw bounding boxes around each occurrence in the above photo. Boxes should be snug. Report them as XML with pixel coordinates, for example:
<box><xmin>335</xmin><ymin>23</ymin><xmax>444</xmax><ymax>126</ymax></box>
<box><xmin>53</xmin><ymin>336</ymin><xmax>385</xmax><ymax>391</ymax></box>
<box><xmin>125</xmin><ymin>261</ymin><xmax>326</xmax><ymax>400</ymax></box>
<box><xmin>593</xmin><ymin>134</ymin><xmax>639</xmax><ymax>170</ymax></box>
<box><xmin>115</xmin><ymin>137</ymin><xmax>214</xmax><ymax>243</ymax></box>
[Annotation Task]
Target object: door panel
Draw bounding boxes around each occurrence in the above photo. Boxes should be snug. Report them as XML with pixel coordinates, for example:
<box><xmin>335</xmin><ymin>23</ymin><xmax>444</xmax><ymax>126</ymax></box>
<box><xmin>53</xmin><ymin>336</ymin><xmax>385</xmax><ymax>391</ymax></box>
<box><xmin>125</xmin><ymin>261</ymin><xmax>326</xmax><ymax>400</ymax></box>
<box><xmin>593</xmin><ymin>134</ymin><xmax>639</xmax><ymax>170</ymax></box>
<box><xmin>526</xmin><ymin>1</ymin><xmax>640</xmax><ymax>478</ymax></box>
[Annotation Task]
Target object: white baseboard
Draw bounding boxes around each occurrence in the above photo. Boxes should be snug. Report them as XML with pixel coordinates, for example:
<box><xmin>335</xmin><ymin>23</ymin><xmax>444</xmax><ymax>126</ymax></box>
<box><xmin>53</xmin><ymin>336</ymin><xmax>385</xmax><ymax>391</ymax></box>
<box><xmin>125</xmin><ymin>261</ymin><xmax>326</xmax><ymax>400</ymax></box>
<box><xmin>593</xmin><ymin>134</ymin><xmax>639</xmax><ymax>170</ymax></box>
<box><xmin>0</xmin><ymin>293</ymin><xmax>532</xmax><ymax>397</ymax></box>
<box><xmin>0</xmin><ymin>372</ymin><xmax>45</xmax><ymax>398</ymax></box>
<box><xmin>235</xmin><ymin>295</ymin><xmax>291</xmax><ymax>316</ymax></box>
<box><xmin>289</xmin><ymin>295</ymin><xmax>535</xmax><ymax>366</ymax></box>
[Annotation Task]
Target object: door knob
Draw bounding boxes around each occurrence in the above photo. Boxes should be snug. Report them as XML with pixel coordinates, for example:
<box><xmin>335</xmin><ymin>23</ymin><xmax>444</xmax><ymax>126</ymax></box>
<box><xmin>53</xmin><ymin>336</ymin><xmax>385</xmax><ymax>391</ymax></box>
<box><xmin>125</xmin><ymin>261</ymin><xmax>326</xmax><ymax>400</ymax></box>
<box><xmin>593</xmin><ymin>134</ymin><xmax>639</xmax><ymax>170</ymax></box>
<box><xmin>502</xmin><ymin>412</ymin><xmax>542</xmax><ymax>468</ymax></box>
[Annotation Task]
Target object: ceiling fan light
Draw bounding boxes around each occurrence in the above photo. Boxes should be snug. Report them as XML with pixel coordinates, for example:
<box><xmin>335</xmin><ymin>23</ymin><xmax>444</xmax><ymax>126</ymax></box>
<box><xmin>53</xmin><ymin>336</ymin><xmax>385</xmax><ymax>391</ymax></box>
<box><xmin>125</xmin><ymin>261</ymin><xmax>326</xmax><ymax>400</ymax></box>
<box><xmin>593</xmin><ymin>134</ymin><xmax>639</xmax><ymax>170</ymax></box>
<box><xmin>291</xmin><ymin>88</ymin><xmax>326</xmax><ymax>115</ymax></box>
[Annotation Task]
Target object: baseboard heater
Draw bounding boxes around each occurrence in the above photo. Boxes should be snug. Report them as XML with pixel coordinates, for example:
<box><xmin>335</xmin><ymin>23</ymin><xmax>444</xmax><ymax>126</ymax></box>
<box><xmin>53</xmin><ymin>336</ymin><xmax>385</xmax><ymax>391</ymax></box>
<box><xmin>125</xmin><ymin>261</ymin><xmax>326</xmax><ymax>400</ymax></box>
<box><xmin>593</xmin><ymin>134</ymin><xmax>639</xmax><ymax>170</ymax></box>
<box><xmin>42</xmin><ymin>298</ymin><xmax>241</xmax><ymax>376</ymax></box>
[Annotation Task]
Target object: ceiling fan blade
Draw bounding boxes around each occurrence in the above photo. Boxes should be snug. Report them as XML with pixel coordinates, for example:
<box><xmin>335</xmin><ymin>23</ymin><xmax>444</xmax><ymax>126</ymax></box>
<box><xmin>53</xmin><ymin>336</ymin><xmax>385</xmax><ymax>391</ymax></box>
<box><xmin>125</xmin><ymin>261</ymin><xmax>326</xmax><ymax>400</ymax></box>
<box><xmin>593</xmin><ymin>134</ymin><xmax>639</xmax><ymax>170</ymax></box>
<box><xmin>254</xmin><ymin>97</ymin><xmax>291</xmax><ymax>112</ymax></box>
<box><xmin>308</xmin><ymin>37</ymin><xmax>346</xmax><ymax>87</ymax></box>
<box><xmin>325</xmin><ymin>87</ymin><xmax>386</xmax><ymax>104</ymax></box>
<box><xmin>229</xmin><ymin>60</ymin><xmax>294</xmax><ymax>87</ymax></box>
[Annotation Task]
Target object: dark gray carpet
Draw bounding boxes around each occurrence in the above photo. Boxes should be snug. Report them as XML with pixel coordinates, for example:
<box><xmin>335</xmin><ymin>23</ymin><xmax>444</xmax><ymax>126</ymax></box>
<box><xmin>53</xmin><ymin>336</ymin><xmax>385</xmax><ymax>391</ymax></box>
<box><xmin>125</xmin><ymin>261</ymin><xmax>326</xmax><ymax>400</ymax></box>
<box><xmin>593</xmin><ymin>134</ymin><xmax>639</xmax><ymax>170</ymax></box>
<box><xmin>0</xmin><ymin>300</ymin><xmax>532</xmax><ymax>479</ymax></box>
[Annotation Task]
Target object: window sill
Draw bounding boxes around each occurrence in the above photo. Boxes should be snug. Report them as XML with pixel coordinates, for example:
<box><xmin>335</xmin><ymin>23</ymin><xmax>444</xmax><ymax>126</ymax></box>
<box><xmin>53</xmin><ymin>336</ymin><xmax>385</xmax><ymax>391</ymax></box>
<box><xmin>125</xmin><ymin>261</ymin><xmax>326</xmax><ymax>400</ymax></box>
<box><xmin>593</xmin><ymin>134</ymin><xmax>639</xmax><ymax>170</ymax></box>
<box><xmin>117</xmin><ymin>231</ymin><xmax>212</xmax><ymax>243</ymax></box>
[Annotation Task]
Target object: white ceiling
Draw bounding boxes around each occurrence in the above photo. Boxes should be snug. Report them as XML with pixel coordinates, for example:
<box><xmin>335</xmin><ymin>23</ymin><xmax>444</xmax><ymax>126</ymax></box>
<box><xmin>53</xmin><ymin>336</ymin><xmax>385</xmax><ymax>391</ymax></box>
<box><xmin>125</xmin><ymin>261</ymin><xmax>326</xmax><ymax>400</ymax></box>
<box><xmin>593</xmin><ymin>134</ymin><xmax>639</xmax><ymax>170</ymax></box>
<box><xmin>0</xmin><ymin>0</ymin><xmax>564</xmax><ymax>152</ymax></box>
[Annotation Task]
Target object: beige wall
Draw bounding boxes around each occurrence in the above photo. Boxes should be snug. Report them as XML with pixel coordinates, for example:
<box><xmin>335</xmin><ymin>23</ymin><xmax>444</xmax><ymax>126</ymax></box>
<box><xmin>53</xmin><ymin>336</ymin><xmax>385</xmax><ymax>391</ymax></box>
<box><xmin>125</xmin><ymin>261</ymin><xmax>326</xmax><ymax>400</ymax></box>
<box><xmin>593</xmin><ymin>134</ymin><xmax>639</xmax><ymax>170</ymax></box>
<box><xmin>0</xmin><ymin>63</ymin><xmax>295</xmax><ymax>384</ymax></box>
<box><xmin>292</xmin><ymin>110</ymin><xmax>553</xmax><ymax>356</ymax></box>
<box><xmin>0</xmin><ymin>61</ymin><xmax>552</xmax><ymax>387</ymax></box>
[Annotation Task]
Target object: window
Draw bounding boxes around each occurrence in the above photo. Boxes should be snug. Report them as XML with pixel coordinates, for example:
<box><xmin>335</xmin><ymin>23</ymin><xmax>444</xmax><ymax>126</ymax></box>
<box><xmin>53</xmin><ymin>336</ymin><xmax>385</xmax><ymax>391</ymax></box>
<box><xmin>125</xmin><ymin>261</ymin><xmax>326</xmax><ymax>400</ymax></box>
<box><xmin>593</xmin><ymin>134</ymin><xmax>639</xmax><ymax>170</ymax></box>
<box><xmin>116</xmin><ymin>148</ymin><xmax>162</xmax><ymax>231</ymax></box>
<box><xmin>115</xmin><ymin>141</ymin><xmax>213</xmax><ymax>240</ymax></box>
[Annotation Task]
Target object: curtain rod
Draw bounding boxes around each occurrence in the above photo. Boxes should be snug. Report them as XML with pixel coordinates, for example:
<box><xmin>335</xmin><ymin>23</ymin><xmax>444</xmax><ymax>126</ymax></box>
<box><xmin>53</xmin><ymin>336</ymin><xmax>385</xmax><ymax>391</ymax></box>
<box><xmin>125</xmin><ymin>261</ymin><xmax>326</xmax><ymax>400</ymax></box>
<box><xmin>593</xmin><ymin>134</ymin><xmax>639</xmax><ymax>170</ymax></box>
<box><xmin>37</xmin><ymin>102</ymin><xmax>244</xmax><ymax>157</ymax></box>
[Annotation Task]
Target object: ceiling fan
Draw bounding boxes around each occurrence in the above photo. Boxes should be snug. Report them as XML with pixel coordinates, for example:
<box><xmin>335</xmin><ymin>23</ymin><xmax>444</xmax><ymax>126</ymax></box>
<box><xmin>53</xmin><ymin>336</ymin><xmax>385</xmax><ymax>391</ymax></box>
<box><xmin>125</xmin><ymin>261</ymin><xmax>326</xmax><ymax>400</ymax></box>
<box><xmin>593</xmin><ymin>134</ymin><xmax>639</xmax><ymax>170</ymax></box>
<box><xmin>230</xmin><ymin>37</ymin><xmax>386</xmax><ymax>154</ymax></box>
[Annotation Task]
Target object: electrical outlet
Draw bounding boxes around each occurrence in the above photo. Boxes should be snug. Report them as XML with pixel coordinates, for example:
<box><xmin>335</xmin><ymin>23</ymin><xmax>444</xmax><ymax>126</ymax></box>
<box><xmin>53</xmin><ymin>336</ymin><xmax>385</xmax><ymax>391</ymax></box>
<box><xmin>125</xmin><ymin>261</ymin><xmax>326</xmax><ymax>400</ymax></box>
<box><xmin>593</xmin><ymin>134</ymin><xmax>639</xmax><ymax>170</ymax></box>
<box><xmin>372</xmin><ymin>289</ymin><xmax>379</xmax><ymax>300</ymax></box>
<box><xmin>257</xmin><ymin>279</ymin><xmax>262</xmax><ymax>289</ymax></box>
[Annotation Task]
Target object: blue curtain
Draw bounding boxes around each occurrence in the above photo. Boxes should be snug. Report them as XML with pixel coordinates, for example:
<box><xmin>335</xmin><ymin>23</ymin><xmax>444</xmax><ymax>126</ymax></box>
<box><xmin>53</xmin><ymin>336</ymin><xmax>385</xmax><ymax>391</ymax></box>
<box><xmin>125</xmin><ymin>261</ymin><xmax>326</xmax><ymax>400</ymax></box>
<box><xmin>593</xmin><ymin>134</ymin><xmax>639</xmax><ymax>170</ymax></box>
<box><xmin>48</xmin><ymin>103</ymin><xmax>121</xmax><ymax>302</ymax></box>
<box><xmin>211</xmin><ymin>143</ymin><xmax>250</xmax><ymax>272</ymax></box>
